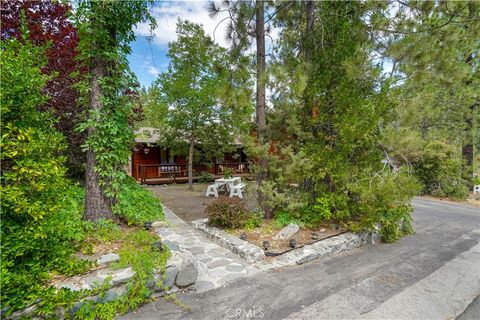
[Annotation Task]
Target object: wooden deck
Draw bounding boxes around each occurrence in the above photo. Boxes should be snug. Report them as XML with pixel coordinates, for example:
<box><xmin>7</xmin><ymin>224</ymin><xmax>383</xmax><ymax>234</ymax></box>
<box><xmin>139</xmin><ymin>173</ymin><xmax>251</xmax><ymax>185</ymax></box>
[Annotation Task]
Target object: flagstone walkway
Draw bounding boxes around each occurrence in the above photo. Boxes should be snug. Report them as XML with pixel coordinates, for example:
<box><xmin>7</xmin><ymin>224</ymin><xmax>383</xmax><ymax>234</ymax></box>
<box><xmin>156</xmin><ymin>206</ymin><xmax>261</xmax><ymax>292</ymax></box>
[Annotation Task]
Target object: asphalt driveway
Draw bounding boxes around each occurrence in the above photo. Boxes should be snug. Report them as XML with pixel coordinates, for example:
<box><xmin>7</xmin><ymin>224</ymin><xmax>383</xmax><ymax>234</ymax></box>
<box><xmin>121</xmin><ymin>197</ymin><xmax>480</xmax><ymax>320</ymax></box>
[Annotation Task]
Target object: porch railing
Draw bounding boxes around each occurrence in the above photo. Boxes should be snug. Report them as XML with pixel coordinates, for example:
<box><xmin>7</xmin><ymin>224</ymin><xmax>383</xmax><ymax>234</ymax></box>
<box><xmin>138</xmin><ymin>162</ymin><xmax>249</xmax><ymax>184</ymax></box>
<box><xmin>214</xmin><ymin>162</ymin><xmax>249</xmax><ymax>175</ymax></box>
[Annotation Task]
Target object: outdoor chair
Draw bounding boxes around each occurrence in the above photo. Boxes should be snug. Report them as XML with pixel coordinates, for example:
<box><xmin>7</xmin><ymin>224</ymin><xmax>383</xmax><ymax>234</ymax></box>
<box><xmin>229</xmin><ymin>183</ymin><xmax>246</xmax><ymax>199</ymax></box>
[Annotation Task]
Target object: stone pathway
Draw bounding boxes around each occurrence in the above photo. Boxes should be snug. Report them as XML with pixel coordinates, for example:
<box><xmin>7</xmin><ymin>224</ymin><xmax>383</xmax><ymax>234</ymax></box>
<box><xmin>156</xmin><ymin>206</ymin><xmax>261</xmax><ymax>292</ymax></box>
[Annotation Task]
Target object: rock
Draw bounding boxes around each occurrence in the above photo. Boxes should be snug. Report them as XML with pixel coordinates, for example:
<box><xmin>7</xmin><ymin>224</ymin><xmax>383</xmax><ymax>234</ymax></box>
<box><xmin>59</xmin><ymin>282</ymin><xmax>90</xmax><ymax>292</ymax></box>
<box><xmin>152</xmin><ymin>221</ymin><xmax>167</xmax><ymax>228</ymax></box>
<box><xmin>195</xmin><ymin>280</ymin><xmax>216</xmax><ymax>292</ymax></box>
<box><xmin>329</xmin><ymin>223</ymin><xmax>340</xmax><ymax>231</ymax></box>
<box><xmin>95</xmin><ymin>288</ymin><xmax>124</xmax><ymax>304</ymax></box>
<box><xmin>174</xmin><ymin>251</ymin><xmax>198</xmax><ymax>287</ymax></box>
<box><xmin>163</xmin><ymin>240</ymin><xmax>180</xmax><ymax>252</ymax></box>
<box><xmin>96</xmin><ymin>253</ymin><xmax>120</xmax><ymax>265</ymax></box>
<box><xmin>96</xmin><ymin>267</ymin><xmax>134</xmax><ymax>285</ymax></box>
<box><xmin>273</xmin><ymin>224</ymin><xmax>300</xmax><ymax>240</ymax></box>
<box><xmin>225</xmin><ymin>264</ymin><xmax>245</xmax><ymax>272</ymax></box>
<box><xmin>163</xmin><ymin>266</ymin><xmax>179</xmax><ymax>290</ymax></box>
<box><xmin>207</xmin><ymin>258</ymin><xmax>230</xmax><ymax>269</ymax></box>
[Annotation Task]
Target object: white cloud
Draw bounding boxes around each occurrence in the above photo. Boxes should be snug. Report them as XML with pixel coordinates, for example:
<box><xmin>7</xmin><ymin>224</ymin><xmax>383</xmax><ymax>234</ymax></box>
<box><xmin>135</xmin><ymin>1</ymin><xmax>232</xmax><ymax>48</ymax></box>
<box><xmin>147</xmin><ymin>65</ymin><xmax>160</xmax><ymax>76</ymax></box>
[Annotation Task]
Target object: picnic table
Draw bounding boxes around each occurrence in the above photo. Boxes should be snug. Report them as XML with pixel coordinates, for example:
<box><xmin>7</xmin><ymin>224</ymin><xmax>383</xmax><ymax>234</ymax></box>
<box><xmin>205</xmin><ymin>177</ymin><xmax>245</xmax><ymax>198</ymax></box>
<box><xmin>215</xmin><ymin>177</ymin><xmax>241</xmax><ymax>191</ymax></box>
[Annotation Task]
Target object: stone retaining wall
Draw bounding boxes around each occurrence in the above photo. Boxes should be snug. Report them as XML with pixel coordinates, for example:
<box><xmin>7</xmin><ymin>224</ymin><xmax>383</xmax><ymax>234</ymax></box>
<box><xmin>192</xmin><ymin>218</ymin><xmax>380</xmax><ymax>270</ymax></box>
<box><xmin>6</xmin><ymin>227</ymin><xmax>195</xmax><ymax>320</ymax></box>
<box><xmin>191</xmin><ymin>219</ymin><xmax>265</xmax><ymax>263</ymax></box>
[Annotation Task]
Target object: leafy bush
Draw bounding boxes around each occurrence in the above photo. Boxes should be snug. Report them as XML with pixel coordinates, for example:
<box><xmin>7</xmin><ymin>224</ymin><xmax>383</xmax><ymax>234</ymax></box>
<box><xmin>0</xmin><ymin>36</ymin><xmax>88</xmax><ymax>314</ymax></box>
<box><xmin>274</xmin><ymin>211</ymin><xmax>303</xmax><ymax>228</ymax></box>
<box><xmin>347</xmin><ymin>169</ymin><xmax>421</xmax><ymax>242</ymax></box>
<box><xmin>196</xmin><ymin>171</ymin><xmax>214</xmax><ymax>183</ymax></box>
<box><xmin>302</xmin><ymin>195</ymin><xmax>332</xmax><ymax>227</ymax></box>
<box><xmin>113</xmin><ymin>177</ymin><xmax>164</xmax><ymax>225</ymax></box>
<box><xmin>410</xmin><ymin>140</ymin><xmax>468</xmax><ymax>199</ymax></box>
<box><xmin>275</xmin><ymin>195</ymin><xmax>332</xmax><ymax>229</ymax></box>
<box><xmin>223</xmin><ymin>167</ymin><xmax>233</xmax><ymax>179</ymax></box>
<box><xmin>431</xmin><ymin>176</ymin><xmax>469</xmax><ymax>200</ymax></box>
<box><xmin>244</xmin><ymin>209</ymin><xmax>264</xmax><ymax>230</ymax></box>
<box><xmin>206</xmin><ymin>197</ymin><xmax>250</xmax><ymax>229</ymax></box>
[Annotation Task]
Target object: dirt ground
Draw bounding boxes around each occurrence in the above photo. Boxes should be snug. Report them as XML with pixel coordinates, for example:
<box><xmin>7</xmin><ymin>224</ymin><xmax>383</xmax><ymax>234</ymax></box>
<box><xmin>147</xmin><ymin>182</ymin><xmax>258</xmax><ymax>222</ymax></box>
<box><xmin>227</xmin><ymin>222</ymin><xmax>343</xmax><ymax>252</ymax></box>
<box><xmin>146</xmin><ymin>183</ymin><xmax>341</xmax><ymax>252</ymax></box>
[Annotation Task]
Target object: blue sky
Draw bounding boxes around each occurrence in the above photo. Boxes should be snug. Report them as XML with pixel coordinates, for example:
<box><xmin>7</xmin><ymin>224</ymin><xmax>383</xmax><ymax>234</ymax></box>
<box><xmin>128</xmin><ymin>1</ymin><xmax>232</xmax><ymax>88</ymax></box>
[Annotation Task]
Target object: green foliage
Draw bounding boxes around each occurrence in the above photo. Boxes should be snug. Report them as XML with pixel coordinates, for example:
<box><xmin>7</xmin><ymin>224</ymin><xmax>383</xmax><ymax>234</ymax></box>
<box><xmin>274</xmin><ymin>211</ymin><xmax>303</xmax><ymax>229</ymax></box>
<box><xmin>304</xmin><ymin>195</ymin><xmax>332</xmax><ymax>222</ymax></box>
<box><xmin>0</xmin><ymin>35</ymin><xmax>88</xmax><ymax>314</ymax></box>
<box><xmin>274</xmin><ymin>195</ymin><xmax>331</xmax><ymax>229</ymax></box>
<box><xmin>412</xmin><ymin>141</ymin><xmax>469</xmax><ymax>200</ymax></box>
<box><xmin>250</xmin><ymin>1</ymin><xmax>422</xmax><ymax>241</ymax></box>
<box><xmin>223</xmin><ymin>167</ymin><xmax>233</xmax><ymax>179</ymax></box>
<box><xmin>347</xmin><ymin>169</ymin><xmax>421</xmax><ymax>242</ymax></box>
<box><xmin>113</xmin><ymin>177</ymin><xmax>164</xmax><ymax>225</ymax></box>
<box><xmin>30</xmin><ymin>223</ymin><xmax>170</xmax><ymax>319</ymax></box>
<box><xmin>146</xmin><ymin>19</ymin><xmax>253</xmax><ymax>183</ymax></box>
<box><xmin>206</xmin><ymin>197</ymin><xmax>250</xmax><ymax>229</ymax></box>
<box><xmin>74</xmin><ymin>228</ymin><xmax>170</xmax><ymax>320</ymax></box>
<box><xmin>244</xmin><ymin>209</ymin><xmax>263</xmax><ymax>230</ymax></box>
<box><xmin>196</xmin><ymin>171</ymin><xmax>214</xmax><ymax>183</ymax></box>
<box><xmin>386</xmin><ymin>135</ymin><xmax>470</xmax><ymax>200</ymax></box>
<box><xmin>74</xmin><ymin>0</ymin><xmax>156</xmax><ymax>199</ymax></box>
<box><xmin>384</xmin><ymin>1</ymin><xmax>479</xmax><ymax>193</ymax></box>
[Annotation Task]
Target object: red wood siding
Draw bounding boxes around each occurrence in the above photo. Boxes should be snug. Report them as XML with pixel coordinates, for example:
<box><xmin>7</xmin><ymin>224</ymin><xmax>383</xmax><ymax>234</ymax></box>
<box><xmin>132</xmin><ymin>146</ymin><xmax>161</xmax><ymax>179</ymax></box>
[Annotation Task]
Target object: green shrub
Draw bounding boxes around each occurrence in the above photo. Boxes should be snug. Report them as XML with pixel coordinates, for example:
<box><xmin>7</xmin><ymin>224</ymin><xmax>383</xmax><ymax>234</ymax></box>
<box><xmin>347</xmin><ymin>169</ymin><xmax>421</xmax><ymax>242</ymax></box>
<box><xmin>378</xmin><ymin>205</ymin><xmax>414</xmax><ymax>243</ymax></box>
<box><xmin>407</xmin><ymin>140</ymin><xmax>468</xmax><ymax>200</ymax></box>
<box><xmin>244</xmin><ymin>209</ymin><xmax>264</xmax><ymax>230</ymax></box>
<box><xmin>206</xmin><ymin>197</ymin><xmax>250</xmax><ymax>229</ymax></box>
<box><xmin>274</xmin><ymin>211</ymin><xmax>303</xmax><ymax>228</ymax></box>
<box><xmin>301</xmin><ymin>195</ymin><xmax>332</xmax><ymax>227</ymax></box>
<box><xmin>223</xmin><ymin>167</ymin><xmax>233</xmax><ymax>179</ymax></box>
<box><xmin>0</xmin><ymin>37</ymin><xmax>88</xmax><ymax>314</ymax></box>
<box><xmin>196</xmin><ymin>171</ymin><xmax>214</xmax><ymax>183</ymax></box>
<box><xmin>113</xmin><ymin>177</ymin><xmax>164</xmax><ymax>225</ymax></box>
<box><xmin>431</xmin><ymin>176</ymin><xmax>469</xmax><ymax>200</ymax></box>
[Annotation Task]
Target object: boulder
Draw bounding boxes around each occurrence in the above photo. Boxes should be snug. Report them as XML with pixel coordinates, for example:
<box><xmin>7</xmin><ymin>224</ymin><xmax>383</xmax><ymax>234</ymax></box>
<box><xmin>273</xmin><ymin>224</ymin><xmax>300</xmax><ymax>240</ymax></box>
<box><xmin>174</xmin><ymin>251</ymin><xmax>198</xmax><ymax>287</ymax></box>
<box><xmin>96</xmin><ymin>253</ymin><xmax>120</xmax><ymax>265</ymax></box>
<box><xmin>163</xmin><ymin>265</ymin><xmax>179</xmax><ymax>290</ymax></box>
<box><xmin>96</xmin><ymin>267</ymin><xmax>134</xmax><ymax>285</ymax></box>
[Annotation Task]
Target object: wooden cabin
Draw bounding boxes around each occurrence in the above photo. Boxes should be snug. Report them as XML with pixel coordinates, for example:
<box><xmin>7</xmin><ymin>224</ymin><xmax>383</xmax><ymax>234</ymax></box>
<box><xmin>128</xmin><ymin>128</ymin><xmax>249</xmax><ymax>184</ymax></box>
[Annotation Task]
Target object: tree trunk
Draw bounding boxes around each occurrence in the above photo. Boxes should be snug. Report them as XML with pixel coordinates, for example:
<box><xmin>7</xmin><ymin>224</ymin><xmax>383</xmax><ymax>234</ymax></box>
<box><xmin>84</xmin><ymin>57</ymin><xmax>114</xmax><ymax>221</ymax></box>
<box><xmin>188</xmin><ymin>139</ymin><xmax>194</xmax><ymax>190</ymax></box>
<box><xmin>255</xmin><ymin>0</ymin><xmax>271</xmax><ymax>218</ymax></box>
<box><xmin>462</xmin><ymin>103</ymin><xmax>476</xmax><ymax>186</ymax></box>
<box><xmin>303</xmin><ymin>0</ymin><xmax>314</xmax><ymax>63</ymax></box>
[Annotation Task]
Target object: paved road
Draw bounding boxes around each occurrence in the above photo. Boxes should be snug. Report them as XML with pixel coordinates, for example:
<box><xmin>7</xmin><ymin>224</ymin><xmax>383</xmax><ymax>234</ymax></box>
<box><xmin>121</xmin><ymin>197</ymin><xmax>480</xmax><ymax>320</ymax></box>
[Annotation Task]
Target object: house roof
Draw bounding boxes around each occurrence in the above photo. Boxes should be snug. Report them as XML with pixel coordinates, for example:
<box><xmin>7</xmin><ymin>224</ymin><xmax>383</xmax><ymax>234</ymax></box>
<box><xmin>134</xmin><ymin>127</ymin><xmax>244</xmax><ymax>146</ymax></box>
<box><xmin>134</xmin><ymin>127</ymin><xmax>160</xmax><ymax>143</ymax></box>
